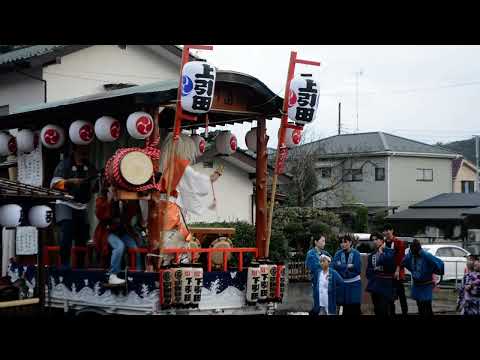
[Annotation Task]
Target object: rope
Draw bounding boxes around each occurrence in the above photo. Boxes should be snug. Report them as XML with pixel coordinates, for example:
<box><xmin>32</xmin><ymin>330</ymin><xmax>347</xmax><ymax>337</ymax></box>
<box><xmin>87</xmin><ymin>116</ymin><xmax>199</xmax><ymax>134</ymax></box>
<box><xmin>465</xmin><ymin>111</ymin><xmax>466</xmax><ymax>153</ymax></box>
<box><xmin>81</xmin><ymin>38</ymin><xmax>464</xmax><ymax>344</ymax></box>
<box><xmin>104</xmin><ymin>129</ymin><xmax>161</xmax><ymax>192</ymax></box>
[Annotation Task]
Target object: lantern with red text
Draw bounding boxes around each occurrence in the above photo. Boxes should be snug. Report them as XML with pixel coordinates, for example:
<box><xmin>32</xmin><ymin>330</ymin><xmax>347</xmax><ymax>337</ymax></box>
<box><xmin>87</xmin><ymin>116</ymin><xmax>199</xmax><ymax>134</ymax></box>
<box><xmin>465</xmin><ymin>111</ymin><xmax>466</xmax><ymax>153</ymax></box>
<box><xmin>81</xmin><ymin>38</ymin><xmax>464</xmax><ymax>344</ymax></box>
<box><xmin>191</xmin><ymin>134</ymin><xmax>206</xmax><ymax>157</ymax></box>
<box><xmin>287</xmin><ymin>75</ymin><xmax>319</xmax><ymax>125</ymax></box>
<box><xmin>95</xmin><ymin>116</ymin><xmax>121</xmax><ymax>142</ymax></box>
<box><xmin>181</xmin><ymin>61</ymin><xmax>216</xmax><ymax>114</ymax></box>
<box><xmin>40</xmin><ymin>124</ymin><xmax>66</xmax><ymax>149</ymax></box>
<box><xmin>215</xmin><ymin>131</ymin><xmax>237</xmax><ymax>155</ymax></box>
<box><xmin>69</xmin><ymin>120</ymin><xmax>94</xmax><ymax>145</ymax></box>
<box><xmin>0</xmin><ymin>132</ymin><xmax>16</xmax><ymax>156</ymax></box>
<box><xmin>126</xmin><ymin>112</ymin><xmax>153</xmax><ymax>139</ymax></box>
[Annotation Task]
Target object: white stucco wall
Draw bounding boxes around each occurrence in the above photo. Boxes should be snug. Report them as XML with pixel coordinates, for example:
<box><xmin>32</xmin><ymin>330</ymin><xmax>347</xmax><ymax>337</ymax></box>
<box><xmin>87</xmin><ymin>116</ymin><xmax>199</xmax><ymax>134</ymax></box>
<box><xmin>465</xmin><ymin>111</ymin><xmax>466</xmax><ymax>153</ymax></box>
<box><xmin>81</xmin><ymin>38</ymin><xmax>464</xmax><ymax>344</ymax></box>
<box><xmin>0</xmin><ymin>69</ymin><xmax>45</xmax><ymax>112</ymax></box>
<box><xmin>313</xmin><ymin>156</ymin><xmax>388</xmax><ymax>208</ymax></box>
<box><xmin>187</xmin><ymin>158</ymin><xmax>254</xmax><ymax>224</ymax></box>
<box><xmin>389</xmin><ymin>156</ymin><xmax>452</xmax><ymax>210</ymax></box>
<box><xmin>42</xmin><ymin>45</ymin><xmax>179</xmax><ymax>101</ymax></box>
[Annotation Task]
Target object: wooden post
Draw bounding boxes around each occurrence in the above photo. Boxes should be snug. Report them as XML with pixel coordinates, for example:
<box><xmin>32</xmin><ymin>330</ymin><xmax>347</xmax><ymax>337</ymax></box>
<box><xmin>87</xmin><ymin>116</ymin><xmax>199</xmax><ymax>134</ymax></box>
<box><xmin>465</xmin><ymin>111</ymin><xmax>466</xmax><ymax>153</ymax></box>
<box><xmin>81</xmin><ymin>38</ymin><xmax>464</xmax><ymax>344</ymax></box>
<box><xmin>256</xmin><ymin>117</ymin><xmax>268</xmax><ymax>258</ymax></box>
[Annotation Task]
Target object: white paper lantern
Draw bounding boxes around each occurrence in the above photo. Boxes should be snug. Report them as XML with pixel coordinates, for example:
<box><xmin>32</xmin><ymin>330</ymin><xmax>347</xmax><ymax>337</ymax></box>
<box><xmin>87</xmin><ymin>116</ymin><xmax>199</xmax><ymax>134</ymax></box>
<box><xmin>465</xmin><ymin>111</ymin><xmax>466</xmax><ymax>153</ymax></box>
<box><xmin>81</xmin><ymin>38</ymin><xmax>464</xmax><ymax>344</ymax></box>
<box><xmin>181</xmin><ymin>61</ymin><xmax>216</xmax><ymax>114</ymax></box>
<box><xmin>245</xmin><ymin>128</ymin><xmax>257</xmax><ymax>153</ymax></box>
<box><xmin>126</xmin><ymin>112</ymin><xmax>154</xmax><ymax>139</ymax></box>
<box><xmin>0</xmin><ymin>204</ymin><xmax>23</xmax><ymax>227</ymax></box>
<box><xmin>285</xmin><ymin>127</ymin><xmax>302</xmax><ymax>148</ymax></box>
<box><xmin>28</xmin><ymin>205</ymin><xmax>53</xmax><ymax>228</ymax></box>
<box><xmin>191</xmin><ymin>134</ymin><xmax>206</xmax><ymax>156</ymax></box>
<box><xmin>16</xmin><ymin>129</ymin><xmax>36</xmax><ymax>153</ymax></box>
<box><xmin>0</xmin><ymin>132</ymin><xmax>16</xmax><ymax>156</ymax></box>
<box><xmin>287</xmin><ymin>75</ymin><xmax>319</xmax><ymax>125</ymax></box>
<box><xmin>40</xmin><ymin>124</ymin><xmax>66</xmax><ymax>149</ymax></box>
<box><xmin>69</xmin><ymin>120</ymin><xmax>94</xmax><ymax>145</ymax></box>
<box><xmin>95</xmin><ymin>116</ymin><xmax>121</xmax><ymax>142</ymax></box>
<box><xmin>215</xmin><ymin>131</ymin><xmax>237</xmax><ymax>155</ymax></box>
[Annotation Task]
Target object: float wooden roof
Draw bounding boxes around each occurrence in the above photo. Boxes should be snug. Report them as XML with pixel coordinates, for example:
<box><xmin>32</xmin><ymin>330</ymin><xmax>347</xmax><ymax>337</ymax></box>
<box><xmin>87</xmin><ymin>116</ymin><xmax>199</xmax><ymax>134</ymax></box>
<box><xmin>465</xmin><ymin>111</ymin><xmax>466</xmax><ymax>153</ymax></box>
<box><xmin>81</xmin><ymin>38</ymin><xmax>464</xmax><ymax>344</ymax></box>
<box><xmin>0</xmin><ymin>70</ymin><xmax>283</xmax><ymax>131</ymax></box>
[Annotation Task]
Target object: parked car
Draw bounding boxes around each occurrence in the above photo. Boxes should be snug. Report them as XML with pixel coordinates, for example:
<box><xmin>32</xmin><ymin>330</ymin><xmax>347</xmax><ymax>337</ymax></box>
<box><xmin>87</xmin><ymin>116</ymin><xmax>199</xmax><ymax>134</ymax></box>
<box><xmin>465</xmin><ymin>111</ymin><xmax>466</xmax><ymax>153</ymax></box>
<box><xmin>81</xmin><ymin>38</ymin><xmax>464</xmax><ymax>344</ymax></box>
<box><xmin>404</xmin><ymin>244</ymin><xmax>470</xmax><ymax>281</ymax></box>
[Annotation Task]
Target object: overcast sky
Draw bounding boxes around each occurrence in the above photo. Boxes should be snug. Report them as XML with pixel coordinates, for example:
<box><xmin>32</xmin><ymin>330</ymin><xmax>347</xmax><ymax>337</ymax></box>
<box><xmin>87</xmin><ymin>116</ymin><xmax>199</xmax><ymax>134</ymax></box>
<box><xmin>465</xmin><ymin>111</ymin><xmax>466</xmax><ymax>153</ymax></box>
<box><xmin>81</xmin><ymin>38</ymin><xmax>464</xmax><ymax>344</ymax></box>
<box><xmin>200</xmin><ymin>45</ymin><xmax>480</xmax><ymax>149</ymax></box>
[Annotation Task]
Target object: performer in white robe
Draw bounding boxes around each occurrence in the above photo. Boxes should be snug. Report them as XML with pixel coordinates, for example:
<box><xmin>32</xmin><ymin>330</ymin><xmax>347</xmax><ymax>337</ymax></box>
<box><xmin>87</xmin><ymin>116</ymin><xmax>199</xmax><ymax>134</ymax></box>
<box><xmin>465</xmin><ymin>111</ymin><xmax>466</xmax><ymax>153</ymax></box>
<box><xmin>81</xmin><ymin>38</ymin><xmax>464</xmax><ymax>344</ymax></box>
<box><xmin>154</xmin><ymin>133</ymin><xmax>220</xmax><ymax>265</ymax></box>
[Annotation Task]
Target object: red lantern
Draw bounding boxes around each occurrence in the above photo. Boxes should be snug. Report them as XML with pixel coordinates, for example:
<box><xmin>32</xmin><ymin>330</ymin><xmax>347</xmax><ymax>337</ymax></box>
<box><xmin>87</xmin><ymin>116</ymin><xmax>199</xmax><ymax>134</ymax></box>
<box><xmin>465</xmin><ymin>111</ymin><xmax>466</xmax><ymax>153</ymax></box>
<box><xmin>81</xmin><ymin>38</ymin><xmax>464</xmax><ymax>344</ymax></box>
<box><xmin>0</xmin><ymin>132</ymin><xmax>15</xmax><ymax>156</ymax></box>
<box><xmin>215</xmin><ymin>131</ymin><xmax>237</xmax><ymax>155</ymax></box>
<box><xmin>95</xmin><ymin>116</ymin><xmax>121</xmax><ymax>142</ymax></box>
<box><xmin>40</xmin><ymin>124</ymin><xmax>66</xmax><ymax>149</ymax></box>
<box><xmin>69</xmin><ymin>120</ymin><xmax>94</xmax><ymax>145</ymax></box>
<box><xmin>191</xmin><ymin>134</ymin><xmax>206</xmax><ymax>156</ymax></box>
<box><xmin>127</xmin><ymin>112</ymin><xmax>154</xmax><ymax>139</ymax></box>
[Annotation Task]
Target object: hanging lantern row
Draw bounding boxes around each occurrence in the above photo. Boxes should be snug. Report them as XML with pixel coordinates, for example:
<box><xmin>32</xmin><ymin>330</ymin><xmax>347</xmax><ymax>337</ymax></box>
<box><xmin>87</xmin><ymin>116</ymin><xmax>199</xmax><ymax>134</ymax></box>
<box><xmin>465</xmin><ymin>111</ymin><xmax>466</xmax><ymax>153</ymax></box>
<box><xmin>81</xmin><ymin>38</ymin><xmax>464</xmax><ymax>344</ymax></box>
<box><xmin>0</xmin><ymin>204</ymin><xmax>53</xmax><ymax>229</ymax></box>
<box><xmin>0</xmin><ymin>111</ymin><xmax>155</xmax><ymax>155</ymax></box>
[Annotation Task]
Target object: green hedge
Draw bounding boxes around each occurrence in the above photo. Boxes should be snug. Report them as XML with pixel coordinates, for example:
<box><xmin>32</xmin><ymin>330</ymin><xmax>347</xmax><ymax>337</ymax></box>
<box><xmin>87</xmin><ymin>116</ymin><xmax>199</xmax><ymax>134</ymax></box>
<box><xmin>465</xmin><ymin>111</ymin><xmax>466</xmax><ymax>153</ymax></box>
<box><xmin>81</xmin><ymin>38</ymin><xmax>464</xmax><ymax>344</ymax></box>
<box><xmin>191</xmin><ymin>207</ymin><xmax>341</xmax><ymax>262</ymax></box>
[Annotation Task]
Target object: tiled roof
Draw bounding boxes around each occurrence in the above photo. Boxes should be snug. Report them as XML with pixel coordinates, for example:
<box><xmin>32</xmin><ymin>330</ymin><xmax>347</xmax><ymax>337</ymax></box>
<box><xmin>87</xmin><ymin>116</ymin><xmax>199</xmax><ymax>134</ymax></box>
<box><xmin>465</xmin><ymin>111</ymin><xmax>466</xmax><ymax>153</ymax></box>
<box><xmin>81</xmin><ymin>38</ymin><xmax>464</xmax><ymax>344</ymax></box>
<box><xmin>294</xmin><ymin>131</ymin><xmax>457</xmax><ymax>158</ymax></box>
<box><xmin>0</xmin><ymin>45</ymin><xmax>68</xmax><ymax>66</ymax></box>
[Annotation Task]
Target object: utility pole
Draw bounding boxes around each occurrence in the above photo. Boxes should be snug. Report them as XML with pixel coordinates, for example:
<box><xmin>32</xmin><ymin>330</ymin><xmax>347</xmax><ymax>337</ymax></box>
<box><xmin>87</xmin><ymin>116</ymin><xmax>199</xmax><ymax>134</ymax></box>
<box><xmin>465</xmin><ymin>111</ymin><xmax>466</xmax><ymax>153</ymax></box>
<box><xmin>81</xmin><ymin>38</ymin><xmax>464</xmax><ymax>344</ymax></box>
<box><xmin>338</xmin><ymin>102</ymin><xmax>341</xmax><ymax>135</ymax></box>
<box><xmin>355</xmin><ymin>70</ymin><xmax>363</xmax><ymax>132</ymax></box>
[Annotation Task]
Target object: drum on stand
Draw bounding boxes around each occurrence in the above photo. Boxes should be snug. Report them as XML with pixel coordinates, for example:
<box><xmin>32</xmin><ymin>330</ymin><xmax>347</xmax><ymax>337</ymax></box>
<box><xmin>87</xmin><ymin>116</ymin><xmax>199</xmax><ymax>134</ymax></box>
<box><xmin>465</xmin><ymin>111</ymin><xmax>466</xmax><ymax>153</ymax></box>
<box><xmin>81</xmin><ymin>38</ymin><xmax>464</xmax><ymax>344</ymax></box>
<box><xmin>105</xmin><ymin>149</ymin><xmax>154</xmax><ymax>190</ymax></box>
<box><xmin>210</xmin><ymin>237</ymin><xmax>233</xmax><ymax>269</ymax></box>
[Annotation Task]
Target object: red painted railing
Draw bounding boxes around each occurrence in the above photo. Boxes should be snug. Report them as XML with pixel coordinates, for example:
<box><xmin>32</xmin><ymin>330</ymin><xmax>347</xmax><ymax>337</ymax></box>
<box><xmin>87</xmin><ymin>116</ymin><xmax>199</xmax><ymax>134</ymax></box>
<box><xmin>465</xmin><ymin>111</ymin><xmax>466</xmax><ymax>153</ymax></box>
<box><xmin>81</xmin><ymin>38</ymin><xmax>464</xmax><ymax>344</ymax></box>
<box><xmin>129</xmin><ymin>247</ymin><xmax>258</xmax><ymax>272</ymax></box>
<box><xmin>43</xmin><ymin>246</ymin><xmax>258</xmax><ymax>272</ymax></box>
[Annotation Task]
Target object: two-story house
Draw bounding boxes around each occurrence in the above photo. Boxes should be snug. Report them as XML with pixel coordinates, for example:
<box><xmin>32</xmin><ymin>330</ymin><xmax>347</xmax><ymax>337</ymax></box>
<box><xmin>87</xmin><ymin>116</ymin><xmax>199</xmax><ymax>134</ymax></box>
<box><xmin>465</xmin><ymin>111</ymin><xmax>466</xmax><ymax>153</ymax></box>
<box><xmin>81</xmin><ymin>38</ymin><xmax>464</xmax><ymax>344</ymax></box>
<box><xmin>292</xmin><ymin>131</ymin><xmax>460</xmax><ymax>213</ymax></box>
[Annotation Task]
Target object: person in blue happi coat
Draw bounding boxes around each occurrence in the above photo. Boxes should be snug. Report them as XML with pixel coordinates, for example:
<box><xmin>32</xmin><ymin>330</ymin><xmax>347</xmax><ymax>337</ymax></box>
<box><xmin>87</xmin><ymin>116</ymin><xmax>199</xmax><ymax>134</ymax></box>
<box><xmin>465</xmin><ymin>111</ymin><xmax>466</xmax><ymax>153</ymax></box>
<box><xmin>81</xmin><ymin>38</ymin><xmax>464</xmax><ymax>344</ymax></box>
<box><xmin>401</xmin><ymin>239</ymin><xmax>444</xmax><ymax>316</ymax></box>
<box><xmin>306</xmin><ymin>249</ymin><xmax>343</xmax><ymax>315</ymax></box>
<box><xmin>366</xmin><ymin>232</ymin><xmax>396</xmax><ymax>316</ymax></box>
<box><xmin>305</xmin><ymin>234</ymin><xmax>337</xmax><ymax>315</ymax></box>
<box><xmin>332</xmin><ymin>233</ymin><xmax>362</xmax><ymax>315</ymax></box>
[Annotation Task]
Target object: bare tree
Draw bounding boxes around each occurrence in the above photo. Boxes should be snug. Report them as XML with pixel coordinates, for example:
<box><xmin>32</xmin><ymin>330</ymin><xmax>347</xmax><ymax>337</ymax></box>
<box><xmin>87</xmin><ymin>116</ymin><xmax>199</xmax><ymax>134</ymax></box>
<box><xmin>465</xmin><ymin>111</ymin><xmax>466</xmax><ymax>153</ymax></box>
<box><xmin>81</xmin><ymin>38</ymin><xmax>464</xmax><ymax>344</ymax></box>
<box><xmin>285</xmin><ymin>128</ymin><xmax>381</xmax><ymax>207</ymax></box>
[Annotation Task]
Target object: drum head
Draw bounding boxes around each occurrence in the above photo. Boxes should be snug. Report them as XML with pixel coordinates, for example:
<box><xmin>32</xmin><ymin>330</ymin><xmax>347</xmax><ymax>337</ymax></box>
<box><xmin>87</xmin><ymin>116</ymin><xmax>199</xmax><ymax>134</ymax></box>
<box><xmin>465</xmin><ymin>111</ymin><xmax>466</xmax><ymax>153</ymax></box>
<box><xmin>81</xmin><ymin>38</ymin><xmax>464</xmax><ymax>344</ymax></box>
<box><xmin>210</xmin><ymin>237</ymin><xmax>233</xmax><ymax>266</ymax></box>
<box><xmin>120</xmin><ymin>151</ymin><xmax>154</xmax><ymax>185</ymax></box>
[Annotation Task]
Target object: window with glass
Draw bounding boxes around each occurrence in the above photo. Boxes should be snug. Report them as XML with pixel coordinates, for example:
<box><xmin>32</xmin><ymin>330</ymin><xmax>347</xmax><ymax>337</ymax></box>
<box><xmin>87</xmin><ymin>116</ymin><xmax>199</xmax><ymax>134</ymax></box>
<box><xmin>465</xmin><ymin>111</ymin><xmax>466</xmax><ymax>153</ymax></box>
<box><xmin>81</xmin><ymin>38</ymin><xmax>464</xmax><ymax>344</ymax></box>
<box><xmin>461</xmin><ymin>181</ymin><xmax>475</xmax><ymax>193</ymax></box>
<box><xmin>416</xmin><ymin>168</ymin><xmax>433</xmax><ymax>182</ymax></box>
<box><xmin>375</xmin><ymin>167</ymin><xmax>385</xmax><ymax>181</ymax></box>
<box><xmin>344</xmin><ymin>169</ymin><xmax>362</xmax><ymax>182</ymax></box>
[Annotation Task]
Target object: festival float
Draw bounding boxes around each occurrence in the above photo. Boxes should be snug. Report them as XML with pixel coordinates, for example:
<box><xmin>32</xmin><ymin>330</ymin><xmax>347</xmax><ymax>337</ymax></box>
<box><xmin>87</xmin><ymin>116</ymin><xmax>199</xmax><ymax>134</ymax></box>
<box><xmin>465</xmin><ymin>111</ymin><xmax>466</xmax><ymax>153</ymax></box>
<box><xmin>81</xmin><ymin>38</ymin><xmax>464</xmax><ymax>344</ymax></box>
<box><xmin>0</xmin><ymin>46</ymin><xmax>319</xmax><ymax>315</ymax></box>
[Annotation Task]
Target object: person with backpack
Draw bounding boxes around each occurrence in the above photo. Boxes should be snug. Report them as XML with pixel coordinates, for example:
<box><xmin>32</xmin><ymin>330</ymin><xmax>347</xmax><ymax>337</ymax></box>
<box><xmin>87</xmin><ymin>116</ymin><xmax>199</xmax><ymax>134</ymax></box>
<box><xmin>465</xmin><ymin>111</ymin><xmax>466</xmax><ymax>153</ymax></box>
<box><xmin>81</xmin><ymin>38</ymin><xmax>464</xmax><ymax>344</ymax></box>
<box><xmin>401</xmin><ymin>239</ymin><xmax>444</xmax><ymax>316</ymax></box>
